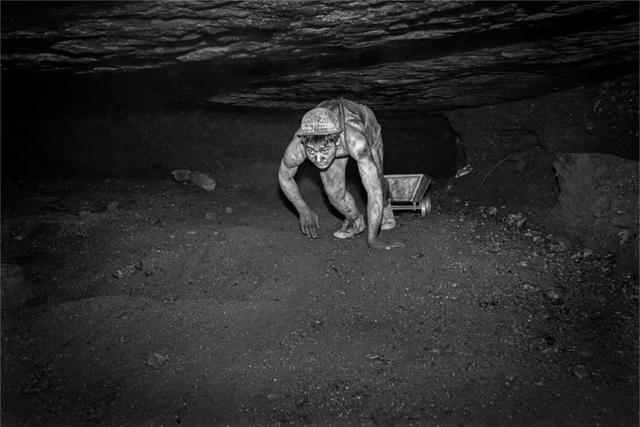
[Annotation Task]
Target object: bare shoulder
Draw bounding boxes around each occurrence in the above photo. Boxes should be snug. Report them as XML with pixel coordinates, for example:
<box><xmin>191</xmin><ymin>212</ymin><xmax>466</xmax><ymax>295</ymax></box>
<box><xmin>282</xmin><ymin>131</ymin><xmax>306</xmax><ymax>168</ymax></box>
<box><xmin>345</xmin><ymin>130</ymin><xmax>372</xmax><ymax>161</ymax></box>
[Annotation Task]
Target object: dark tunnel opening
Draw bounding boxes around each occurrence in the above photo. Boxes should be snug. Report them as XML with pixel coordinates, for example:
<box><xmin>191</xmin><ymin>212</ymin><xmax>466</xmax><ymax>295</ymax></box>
<box><xmin>1</xmin><ymin>68</ymin><xmax>460</xmax><ymax>182</ymax></box>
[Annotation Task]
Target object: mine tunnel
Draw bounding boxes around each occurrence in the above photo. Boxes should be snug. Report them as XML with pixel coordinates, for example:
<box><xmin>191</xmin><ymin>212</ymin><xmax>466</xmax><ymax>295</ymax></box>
<box><xmin>1</xmin><ymin>1</ymin><xmax>638</xmax><ymax>426</ymax></box>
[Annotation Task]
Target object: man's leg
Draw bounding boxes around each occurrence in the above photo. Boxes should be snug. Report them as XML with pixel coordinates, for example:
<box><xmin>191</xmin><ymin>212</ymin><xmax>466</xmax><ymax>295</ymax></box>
<box><xmin>320</xmin><ymin>157</ymin><xmax>365</xmax><ymax>238</ymax></box>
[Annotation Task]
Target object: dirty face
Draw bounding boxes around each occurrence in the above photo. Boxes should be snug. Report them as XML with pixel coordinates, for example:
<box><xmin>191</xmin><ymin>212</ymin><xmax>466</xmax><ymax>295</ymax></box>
<box><xmin>301</xmin><ymin>134</ymin><xmax>340</xmax><ymax>170</ymax></box>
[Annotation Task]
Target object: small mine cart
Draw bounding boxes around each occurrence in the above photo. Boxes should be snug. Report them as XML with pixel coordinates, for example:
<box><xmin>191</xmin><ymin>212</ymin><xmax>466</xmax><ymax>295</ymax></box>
<box><xmin>385</xmin><ymin>174</ymin><xmax>433</xmax><ymax>217</ymax></box>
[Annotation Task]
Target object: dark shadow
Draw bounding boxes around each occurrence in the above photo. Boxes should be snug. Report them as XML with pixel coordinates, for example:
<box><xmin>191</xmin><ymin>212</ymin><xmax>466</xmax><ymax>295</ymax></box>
<box><xmin>277</xmin><ymin>159</ymin><xmax>369</xmax><ymax>220</ymax></box>
<box><xmin>381</xmin><ymin>113</ymin><xmax>457</xmax><ymax>179</ymax></box>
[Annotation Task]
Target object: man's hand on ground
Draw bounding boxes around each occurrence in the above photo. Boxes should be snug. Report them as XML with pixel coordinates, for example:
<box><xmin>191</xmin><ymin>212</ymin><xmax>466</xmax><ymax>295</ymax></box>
<box><xmin>368</xmin><ymin>239</ymin><xmax>404</xmax><ymax>250</ymax></box>
<box><xmin>299</xmin><ymin>209</ymin><xmax>320</xmax><ymax>238</ymax></box>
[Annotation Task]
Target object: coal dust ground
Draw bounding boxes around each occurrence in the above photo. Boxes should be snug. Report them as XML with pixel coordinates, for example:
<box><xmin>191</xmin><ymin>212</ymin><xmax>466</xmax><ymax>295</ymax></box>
<box><xmin>1</xmin><ymin>158</ymin><xmax>638</xmax><ymax>426</ymax></box>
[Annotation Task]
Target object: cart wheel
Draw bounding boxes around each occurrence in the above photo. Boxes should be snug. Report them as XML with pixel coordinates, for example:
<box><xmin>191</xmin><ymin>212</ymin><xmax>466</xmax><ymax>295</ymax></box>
<box><xmin>420</xmin><ymin>196</ymin><xmax>431</xmax><ymax>217</ymax></box>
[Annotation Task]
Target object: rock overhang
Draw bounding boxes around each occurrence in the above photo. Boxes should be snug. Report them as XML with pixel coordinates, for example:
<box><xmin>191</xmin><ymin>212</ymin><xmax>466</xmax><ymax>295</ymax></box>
<box><xmin>1</xmin><ymin>0</ymin><xmax>638</xmax><ymax>113</ymax></box>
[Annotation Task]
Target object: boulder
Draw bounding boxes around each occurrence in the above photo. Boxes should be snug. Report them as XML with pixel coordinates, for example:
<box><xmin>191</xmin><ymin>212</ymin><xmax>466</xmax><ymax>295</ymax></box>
<box><xmin>189</xmin><ymin>171</ymin><xmax>217</xmax><ymax>191</ymax></box>
<box><xmin>552</xmin><ymin>153</ymin><xmax>638</xmax><ymax>271</ymax></box>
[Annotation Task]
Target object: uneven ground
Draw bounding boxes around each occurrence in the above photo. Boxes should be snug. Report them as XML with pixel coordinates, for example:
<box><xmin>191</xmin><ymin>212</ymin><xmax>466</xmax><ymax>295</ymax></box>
<box><xmin>1</xmin><ymin>153</ymin><xmax>638</xmax><ymax>426</ymax></box>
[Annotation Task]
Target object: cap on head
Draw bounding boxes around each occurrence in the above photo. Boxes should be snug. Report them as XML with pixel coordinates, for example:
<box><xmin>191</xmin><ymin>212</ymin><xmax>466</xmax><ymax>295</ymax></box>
<box><xmin>297</xmin><ymin>107</ymin><xmax>342</xmax><ymax>136</ymax></box>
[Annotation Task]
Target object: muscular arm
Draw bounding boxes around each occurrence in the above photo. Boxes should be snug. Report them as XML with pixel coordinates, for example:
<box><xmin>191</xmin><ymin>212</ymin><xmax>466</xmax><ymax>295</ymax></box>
<box><xmin>278</xmin><ymin>134</ymin><xmax>320</xmax><ymax>238</ymax></box>
<box><xmin>352</xmin><ymin>141</ymin><xmax>385</xmax><ymax>247</ymax></box>
<box><xmin>278</xmin><ymin>134</ymin><xmax>309</xmax><ymax>213</ymax></box>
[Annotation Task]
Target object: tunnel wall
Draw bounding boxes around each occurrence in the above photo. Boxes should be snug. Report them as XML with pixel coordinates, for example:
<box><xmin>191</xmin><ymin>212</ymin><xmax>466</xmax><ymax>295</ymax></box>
<box><xmin>443</xmin><ymin>74</ymin><xmax>639</xmax><ymax>269</ymax></box>
<box><xmin>2</xmin><ymin>109</ymin><xmax>299</xmax><ymax>179</ymax></box>
<box><xmin>2</xmin><ymin>106</ymin><xmax>457</xmax><ymax>181</ymax></box>
<box><xmin>444</xmin><ymin>74</ymin><xmax>639</xmax><ymax>164</ymax></box>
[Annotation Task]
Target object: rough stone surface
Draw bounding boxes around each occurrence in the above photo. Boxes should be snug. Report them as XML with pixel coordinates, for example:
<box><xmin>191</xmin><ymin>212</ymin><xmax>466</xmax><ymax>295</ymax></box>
<box><xmin>1</xmin><ymin>174</ymin><xmax>638</xmax><ymax>425</ymax></box>
<box><xmin>552</xmin><ymin>153</ymin><xmax>638</xmax><ymax>267</ymax></box>
<box><xmin>2</xmin><ymin>110</ymin><xmax>302</xmax><ymax>179</ymax></box>
<box><xmin>1</xmin><ymin>263</ymin><xmax>32</xmax><ymax>310</ymax></box>
<box><xmin>1</xmin><ymin>1</ymin><xmax>638</xmax><ymax>112</ymax></box>
<box><xmin>2</xmin><ymin>109</ymin><xmax>459</xmax><ymax>181</ymax></box>
<box><xmin>444</xmin><ymin>75</ymin><xmax>639</xmax><ymax>163</ymax></box>
<box><xmin>440</xmin><ymin>75</ymin><xmax>638</xmax><ymax>226</ymax></box>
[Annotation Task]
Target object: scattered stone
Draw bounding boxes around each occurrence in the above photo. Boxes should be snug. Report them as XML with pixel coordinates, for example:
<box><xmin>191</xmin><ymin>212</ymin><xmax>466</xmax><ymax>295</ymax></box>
<box><xmin>549</xmin><ymin>237</ymin><xmax>570</xmax><ymax>253</ymax></box>
<box><xmin>572</xmin><ymin>364</ymin><xmax>589</xmax><ymax>379</ymax></box>
<box><xmin>1</xmin><ymin>263</ymin><xmax>32</xmax><ymax>310</ymax></box>
<box><xmin>486</xmin><ymin>243</ymin><xmax>500</xmax><ymax>253</ymax></box>
<box><xmin>172</xmin><ymin>169</ymin><xmax>192</xmax><ymax>182</ymax></box>
<box><xmin>113</xmin><ymin>262</ymin><xmax>142</xmax><ymax>279</ymax></box>
<box><xmin>162</xmin><ymin>294</ymin><xmax>176</xmax><ymax>303</ymax></box>
<box><xmin>578</xmin><ymin>349</ymin><xmax>594</xmax><ymax>358</ymax></box>
<box><xmin>78</xmin><ymin>406</ymin><xmax>100</xmax><ymax>422</ymax></box>
<box><xmin>410</xmin><ymin>253</ymin><xmax>424</xmax><ymax>259</ymax></box>
<box><xmin>146</xmin><ymin>352</ymin><xmax>169</xmax><ymax>368</ymax></box>
<box><xmin>545</xmin><ymin>289</ymin><xmax>562</xmax><ymax>301</ymax></box>
<box><xmin>617</xmin><ymin>229</ymin><xmax>630</xmax><ymax>245</ymax></box>
<box><xmin>106</xmin><ymin>201</ymin><xmax>119</xmax><ymax>213</ymax></box>
<box><xmin>487</xmin><ymin>206</ymin><xmax>498</xmax><ymax>216</ymax></box>
<box><xmin>74</xmin><ymin>204</ymin><xmax>117</xmax><ymax>223</ymax></box>
<box><xmin>21</xmin><ymin>373</ymin><xmax>49</xmax><ymax>394</ymax></box>
<box><xmin>541</xmin><ymin>345</ymin><xmax>557</xmax><ymax>355</ymax></box>
<box><xmin>190</xmin><ymin>171</ymin><xmax>217</xmax><ymax>191</ymax></box>
<box><xmin>505</xmin><ymin>213</ymin><xmax>527</xmax><ymax>228</ymax></box>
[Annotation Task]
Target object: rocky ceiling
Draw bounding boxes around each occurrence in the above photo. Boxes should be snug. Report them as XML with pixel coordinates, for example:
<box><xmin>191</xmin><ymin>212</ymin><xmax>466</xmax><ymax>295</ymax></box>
<box><xmin>1</xmin><ymin>1</ymin><xmax>638</xmax><ymax>112</ymax></box>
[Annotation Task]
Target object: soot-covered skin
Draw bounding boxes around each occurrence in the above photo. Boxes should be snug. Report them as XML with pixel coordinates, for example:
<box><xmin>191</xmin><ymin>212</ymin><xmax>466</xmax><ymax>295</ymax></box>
<box><xmin>278</xmin><ymin>99</ymin><xmax>401</xmax><ymax>250</ymax></box>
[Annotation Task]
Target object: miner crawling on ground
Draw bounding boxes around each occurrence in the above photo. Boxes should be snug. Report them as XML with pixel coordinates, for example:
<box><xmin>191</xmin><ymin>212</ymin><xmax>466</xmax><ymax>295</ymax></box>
<box><xmin>278</xmin><ymin>97</ymin><xmax>402</xmax><ymax>250</ymax></box>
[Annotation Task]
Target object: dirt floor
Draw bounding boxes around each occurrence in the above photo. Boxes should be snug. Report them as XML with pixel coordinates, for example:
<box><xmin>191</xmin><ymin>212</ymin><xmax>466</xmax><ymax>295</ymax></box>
<box><xmin>1</xmin><ymin>154</ymin><xmax>638</xmax><ymax>426</ymax></box>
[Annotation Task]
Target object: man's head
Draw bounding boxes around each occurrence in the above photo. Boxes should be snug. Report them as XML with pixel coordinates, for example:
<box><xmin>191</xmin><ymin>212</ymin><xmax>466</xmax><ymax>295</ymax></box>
<box><xmin>300</xmin><ymin>133</ymin><xmax>341</xmax><ymax>169</ymax></box>
<box><xmin>297</xmin><ymin>107</ymin><xmax>342</xmax><ymax>169</ymax></box>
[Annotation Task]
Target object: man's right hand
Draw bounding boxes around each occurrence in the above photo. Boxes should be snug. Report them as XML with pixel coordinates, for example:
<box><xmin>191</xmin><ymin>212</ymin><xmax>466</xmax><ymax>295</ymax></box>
<box><xmin>299</xmin><ymin>209</ymin><xmax>320</xmax><ymax>238</ymax></box>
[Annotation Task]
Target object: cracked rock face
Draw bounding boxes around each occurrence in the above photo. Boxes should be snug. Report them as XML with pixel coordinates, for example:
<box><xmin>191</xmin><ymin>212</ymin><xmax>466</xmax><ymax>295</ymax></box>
<box><xmin>1</xmin><ymin>1</ymin><xmax>638</xmax><ymax>112</ymax></box>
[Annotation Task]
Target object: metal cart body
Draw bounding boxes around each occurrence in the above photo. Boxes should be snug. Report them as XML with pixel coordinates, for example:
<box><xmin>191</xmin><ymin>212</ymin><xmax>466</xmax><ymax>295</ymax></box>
<box><xmin>385</xmin><ymin>174</ymin><xmax>433</xmax><ymax>217</ymax></box>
